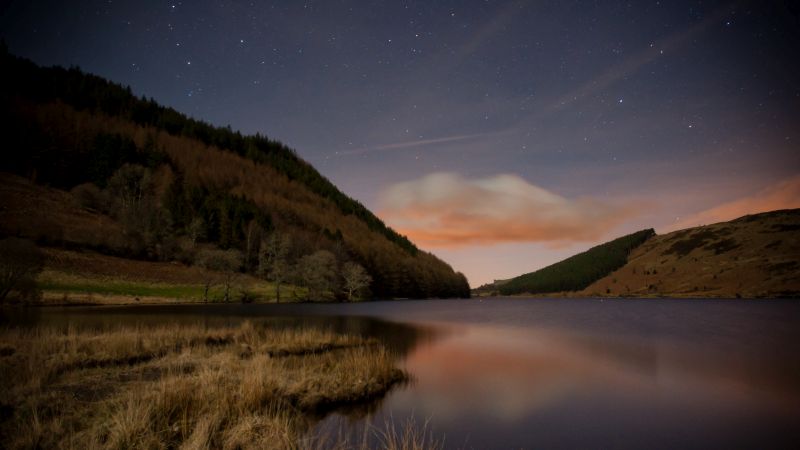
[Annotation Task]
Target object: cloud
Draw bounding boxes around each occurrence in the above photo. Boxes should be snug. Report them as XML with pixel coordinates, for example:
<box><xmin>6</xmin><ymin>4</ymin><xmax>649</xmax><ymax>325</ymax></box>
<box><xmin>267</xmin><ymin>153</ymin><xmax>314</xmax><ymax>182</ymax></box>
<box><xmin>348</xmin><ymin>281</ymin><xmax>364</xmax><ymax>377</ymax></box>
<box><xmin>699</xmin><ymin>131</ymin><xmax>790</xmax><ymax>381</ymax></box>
<box><xmin>379</xmin><ymin>172</ymin><xmax>636</xmax><ymax>247</ymax></box>
<box><xmin>664</xmin><ymin>175</ymin><xmax>800</xmax><ymax>232</ymax></box>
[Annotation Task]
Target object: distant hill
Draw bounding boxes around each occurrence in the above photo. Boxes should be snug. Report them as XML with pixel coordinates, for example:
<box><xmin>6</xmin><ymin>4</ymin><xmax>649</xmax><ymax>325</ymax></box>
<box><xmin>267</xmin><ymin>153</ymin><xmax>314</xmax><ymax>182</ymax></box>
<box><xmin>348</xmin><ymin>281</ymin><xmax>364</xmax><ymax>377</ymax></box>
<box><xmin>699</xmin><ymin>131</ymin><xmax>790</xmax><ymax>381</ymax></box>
<box><xmin>0</xmin><ymin>48</ymin><xmax>469</xmax><ymax>300</ymax></box>
<box><xmin>474</xmin><ymin>210</ymin><xmax>800</xmax><ymax>299</ymax></box>
<box><xmin>478</xmin><ymin>229</ymin><xmax>655</xmax><ymax>296</ymax></box>
<box><xmin>581</xmin><ymin>209</ymin><xmax>800</xmax><ymax>298</ymax></box>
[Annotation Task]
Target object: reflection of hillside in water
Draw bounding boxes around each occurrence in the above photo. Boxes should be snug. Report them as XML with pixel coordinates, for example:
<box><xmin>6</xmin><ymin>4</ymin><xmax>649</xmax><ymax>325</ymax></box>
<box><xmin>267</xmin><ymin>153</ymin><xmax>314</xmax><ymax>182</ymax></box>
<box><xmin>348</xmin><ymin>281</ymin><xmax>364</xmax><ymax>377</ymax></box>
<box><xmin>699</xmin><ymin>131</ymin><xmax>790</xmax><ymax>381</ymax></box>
<box><xmin>248</xmin><ymin>315</ymin><xmax>442</xmax><ymax>357</ymax></box>
<box><xmin>548</xmin><ymin>326</ymin><xmax>800</xmax><ymax>399</ymax></box>
<box><xmin>2</xmin><ymin>304</ymin><xmax>443</xmax><ymax>359</ymax></box>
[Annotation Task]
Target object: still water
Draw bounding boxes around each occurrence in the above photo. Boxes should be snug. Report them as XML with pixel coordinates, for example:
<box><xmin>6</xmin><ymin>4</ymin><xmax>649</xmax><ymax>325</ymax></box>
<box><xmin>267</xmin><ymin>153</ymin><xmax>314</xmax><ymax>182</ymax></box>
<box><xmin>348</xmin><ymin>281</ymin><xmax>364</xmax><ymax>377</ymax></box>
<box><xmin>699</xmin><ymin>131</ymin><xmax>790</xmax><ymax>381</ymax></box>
<box><xmin>5</xmin><ymin>298</ymin><xmax>800</xmax><ymax>449</ymax></box>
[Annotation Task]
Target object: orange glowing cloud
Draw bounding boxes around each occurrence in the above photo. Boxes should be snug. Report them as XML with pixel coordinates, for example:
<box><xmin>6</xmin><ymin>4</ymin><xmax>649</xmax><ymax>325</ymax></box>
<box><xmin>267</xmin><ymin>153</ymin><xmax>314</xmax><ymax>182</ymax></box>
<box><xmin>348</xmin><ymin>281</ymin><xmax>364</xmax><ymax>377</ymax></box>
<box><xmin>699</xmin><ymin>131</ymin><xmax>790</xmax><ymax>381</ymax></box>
<box><xmin>379</xmin><ymin>172</ymin><xmax>636</xmax><ymax>247</ymax></box>
<box><xmin>665</xmin><ymin>175</ymin><xmax>800</xmax><ymax>232</ymax></box>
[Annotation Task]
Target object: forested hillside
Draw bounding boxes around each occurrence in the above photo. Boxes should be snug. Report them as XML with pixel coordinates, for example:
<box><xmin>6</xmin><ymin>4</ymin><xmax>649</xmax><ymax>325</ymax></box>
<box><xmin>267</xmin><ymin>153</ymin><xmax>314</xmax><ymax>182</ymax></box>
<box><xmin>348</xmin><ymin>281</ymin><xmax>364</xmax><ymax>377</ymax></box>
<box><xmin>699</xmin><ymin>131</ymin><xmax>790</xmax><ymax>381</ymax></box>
<box><xmin>0</xmin><ymin>48</ymin><xmax>470</xmax><ymax>300</ymax></box>
<box><xmin>495</xmin><ymin>229</ymin><xmax>655</xmax><ymax>295</ymax></box>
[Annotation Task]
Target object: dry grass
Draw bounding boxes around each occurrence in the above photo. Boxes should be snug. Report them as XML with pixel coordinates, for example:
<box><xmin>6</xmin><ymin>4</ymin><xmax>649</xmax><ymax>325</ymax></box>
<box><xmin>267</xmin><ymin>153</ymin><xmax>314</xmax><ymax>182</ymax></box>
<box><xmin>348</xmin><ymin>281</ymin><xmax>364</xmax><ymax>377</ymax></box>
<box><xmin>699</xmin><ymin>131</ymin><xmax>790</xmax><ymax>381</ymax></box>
<box><xmin>306</xmin><ymin>417</ymin><xmax>443</xmax><ymax>450</ymax></box>
<box><xmin>0</xmin><ymin>322</ymin><xmax>425</xmax><ymax>449</ymax></box>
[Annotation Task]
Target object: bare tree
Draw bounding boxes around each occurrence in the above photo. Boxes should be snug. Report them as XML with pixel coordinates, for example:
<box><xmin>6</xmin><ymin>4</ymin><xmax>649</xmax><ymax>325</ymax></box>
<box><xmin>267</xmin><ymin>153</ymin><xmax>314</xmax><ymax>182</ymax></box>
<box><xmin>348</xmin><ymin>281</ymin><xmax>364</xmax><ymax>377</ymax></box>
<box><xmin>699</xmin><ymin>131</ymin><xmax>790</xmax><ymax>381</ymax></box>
<box><xmin>106</xmin><ymin>164</ymin><xmax>173</xmax><ymax>258</ymax></box>
<box><xmin>243</xmin><ymin>219</ymin><xmax>264</xmax><ymax>271</ymax></box>
<box><xmin>107</xmin><ymin>164</ymin><xmax>152</xmax><ymax>217</ymax></box>
<box><xmin>258</xmin><ymin>232</ymin><xmax>291</xmax><ymax>302</ymax></box>
<box><xmin>297</xmin><ymin>250</ymin><xmax>337</xmax><ymax>301</ymax></box>
<box><xmin>0</xmin><ymin>238</ymin><xmax>44</xmax><ymax>303</ymax></box>
<box><xmin>195</xmin><ymin>248</ymin><xmax>243</xmax><ymax>302</ymax></box>
<box><xmin>186</xmin><ymin>217</ymin><xmax>206</xmax><ymax>247</ymax></box>
<box><xmin>341</xmin><ymin>262</ymin><xmax>372</xmax><ymax>301</ymax></box>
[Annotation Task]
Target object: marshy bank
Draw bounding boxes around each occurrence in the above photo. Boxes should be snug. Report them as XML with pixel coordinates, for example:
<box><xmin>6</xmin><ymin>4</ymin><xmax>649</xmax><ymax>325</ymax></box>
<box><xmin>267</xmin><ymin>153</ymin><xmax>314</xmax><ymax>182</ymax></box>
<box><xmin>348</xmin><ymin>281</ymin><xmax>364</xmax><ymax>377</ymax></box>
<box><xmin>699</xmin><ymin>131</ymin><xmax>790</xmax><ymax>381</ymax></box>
<box><xmin>0</xmin><ymin>321</ymin><xmax>438</xmax><ymax>449</ymax></box>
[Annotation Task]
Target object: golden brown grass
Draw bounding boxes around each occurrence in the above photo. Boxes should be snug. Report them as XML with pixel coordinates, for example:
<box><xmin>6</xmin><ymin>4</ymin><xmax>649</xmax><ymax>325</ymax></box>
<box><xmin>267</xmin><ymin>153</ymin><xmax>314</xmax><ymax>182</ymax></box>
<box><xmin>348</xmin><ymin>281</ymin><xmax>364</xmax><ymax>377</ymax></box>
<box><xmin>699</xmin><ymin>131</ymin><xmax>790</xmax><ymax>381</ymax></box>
<box><xmin>306</xmin><ymin>417</ymin><xmax>444</xmax><ymax>450</ymax></box>
<box><xmin>0</xmin><ymin>322</ymin><xmax>427</xmax><ymax>449</ymax></box>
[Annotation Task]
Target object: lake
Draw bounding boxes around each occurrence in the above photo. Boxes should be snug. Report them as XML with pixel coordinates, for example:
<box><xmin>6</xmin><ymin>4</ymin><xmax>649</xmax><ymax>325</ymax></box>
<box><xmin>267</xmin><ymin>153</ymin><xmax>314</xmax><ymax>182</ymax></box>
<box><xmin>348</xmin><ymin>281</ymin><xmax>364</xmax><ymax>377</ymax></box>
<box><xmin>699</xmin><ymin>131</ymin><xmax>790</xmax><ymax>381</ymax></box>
<box><xmin>4</xmin><ymin>297</ymin><xmax>800</xmax><ymax>449</ymax></box>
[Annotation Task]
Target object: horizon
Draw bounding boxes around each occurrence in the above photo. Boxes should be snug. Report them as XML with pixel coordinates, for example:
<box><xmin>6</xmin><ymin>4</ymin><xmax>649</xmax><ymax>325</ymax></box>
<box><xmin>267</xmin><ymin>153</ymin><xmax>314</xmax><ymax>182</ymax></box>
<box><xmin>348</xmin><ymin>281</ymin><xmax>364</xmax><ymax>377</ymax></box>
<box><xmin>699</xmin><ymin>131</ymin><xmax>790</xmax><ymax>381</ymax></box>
<box><xmin>3</xmin><ymin>0</ymin><xmax>798</xmax><ymax>286</ymax></box>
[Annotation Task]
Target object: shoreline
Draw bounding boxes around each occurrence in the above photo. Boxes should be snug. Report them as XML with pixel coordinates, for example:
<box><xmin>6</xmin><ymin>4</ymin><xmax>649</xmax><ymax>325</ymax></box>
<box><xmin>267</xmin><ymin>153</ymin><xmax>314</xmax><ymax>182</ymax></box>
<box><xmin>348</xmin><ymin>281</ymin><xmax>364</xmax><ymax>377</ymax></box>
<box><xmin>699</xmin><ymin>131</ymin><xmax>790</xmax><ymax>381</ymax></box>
<box><xmin>6</xmin><ymin>292</ymin><xmax>799</xmax><ymax>309</ymax></box>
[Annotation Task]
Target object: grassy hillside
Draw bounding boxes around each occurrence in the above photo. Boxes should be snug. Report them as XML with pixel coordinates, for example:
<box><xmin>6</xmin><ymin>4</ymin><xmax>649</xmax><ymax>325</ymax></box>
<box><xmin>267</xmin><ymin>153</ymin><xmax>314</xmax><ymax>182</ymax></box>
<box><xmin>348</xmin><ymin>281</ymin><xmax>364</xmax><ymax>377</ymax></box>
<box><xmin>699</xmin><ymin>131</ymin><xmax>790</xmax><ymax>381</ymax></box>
<box><xmin>496</xmin><ymin>229</ymin><xmax>656</xmax><ymax>295</ymax></box>
<box><xmin>0</xmin><ymin>49</ymin><xmax>469</xmax><ymax>301</ymax></box>
<box><xmin>581</xmin><ymin>209</ymin><xmax>800</xmax><ymax>298</ymax></box>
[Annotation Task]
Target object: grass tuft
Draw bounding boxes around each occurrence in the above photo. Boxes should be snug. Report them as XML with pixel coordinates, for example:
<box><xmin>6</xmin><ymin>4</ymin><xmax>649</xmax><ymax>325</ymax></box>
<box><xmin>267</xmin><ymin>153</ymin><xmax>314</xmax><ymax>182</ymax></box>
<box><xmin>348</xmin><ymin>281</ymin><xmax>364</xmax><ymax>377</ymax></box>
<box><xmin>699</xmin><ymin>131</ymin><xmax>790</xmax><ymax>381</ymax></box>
<box><xmin>0</xmin><ymin>322</ymin><xmax>433</xmax><ymax>449</ymax></box>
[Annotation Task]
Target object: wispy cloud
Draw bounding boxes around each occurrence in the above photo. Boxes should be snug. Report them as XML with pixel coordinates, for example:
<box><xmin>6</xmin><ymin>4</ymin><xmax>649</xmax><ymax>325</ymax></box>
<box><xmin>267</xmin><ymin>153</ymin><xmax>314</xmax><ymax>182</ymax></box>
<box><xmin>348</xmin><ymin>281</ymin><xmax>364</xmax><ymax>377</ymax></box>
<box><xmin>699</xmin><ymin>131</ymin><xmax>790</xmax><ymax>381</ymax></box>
<box><xmin>379</xmin><ymin>172</ymin><xmax>637</xmax><ymax>247</ymax></box>
<box><xmin>539</xmin><ymin>2</ymin><xmax>736</xmax><ymax>116</ymax></box>
<box><xmin>339</xmin><ymin>131</ymin><xmax>502</xmax><ymax>156</ymax></box>
<box><xmin>663</xmin><ymin>175</ymin><xmax>800</xmax><ymax>232</ymax></box>
<box><xmin>454</xmin><ymin>0</ymin><xmax>525</xmax><ymax>62</ymax></box>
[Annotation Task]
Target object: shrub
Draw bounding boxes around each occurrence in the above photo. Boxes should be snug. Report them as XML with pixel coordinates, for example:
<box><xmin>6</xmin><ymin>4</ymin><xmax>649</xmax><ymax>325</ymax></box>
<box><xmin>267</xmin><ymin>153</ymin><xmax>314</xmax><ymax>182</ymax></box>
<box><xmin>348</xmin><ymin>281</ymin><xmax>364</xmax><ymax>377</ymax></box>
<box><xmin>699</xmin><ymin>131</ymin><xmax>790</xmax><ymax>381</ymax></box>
<box><xmin>0</xmin><ymin>238</ymin><xmax>44</xmax><ymax>303</ymax></box>
<box><xmin>70</xmin><ymin>182</ymin><xmax>111</xmax><ymax>212</ymax></box>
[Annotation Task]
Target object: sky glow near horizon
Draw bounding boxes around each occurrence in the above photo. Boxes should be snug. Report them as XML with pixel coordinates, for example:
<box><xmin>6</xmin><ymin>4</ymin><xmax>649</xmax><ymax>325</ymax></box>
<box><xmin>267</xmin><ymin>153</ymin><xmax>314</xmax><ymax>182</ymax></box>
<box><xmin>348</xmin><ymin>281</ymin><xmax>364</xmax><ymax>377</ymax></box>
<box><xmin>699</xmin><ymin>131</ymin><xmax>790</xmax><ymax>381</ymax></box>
<box><xmin>2</xmin><ymin>0</ymin><xmax>798</xmax><ymax>286</ymax></box>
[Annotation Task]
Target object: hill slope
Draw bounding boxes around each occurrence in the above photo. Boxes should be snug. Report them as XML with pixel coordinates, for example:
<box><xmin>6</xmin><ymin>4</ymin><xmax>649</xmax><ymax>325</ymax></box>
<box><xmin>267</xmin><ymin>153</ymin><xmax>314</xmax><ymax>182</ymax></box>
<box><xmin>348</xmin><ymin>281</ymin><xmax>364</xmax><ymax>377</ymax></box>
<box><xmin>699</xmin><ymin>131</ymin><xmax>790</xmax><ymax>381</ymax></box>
<box><xmin>0</xmin><ymin>49</ymin><xmax>469</xmax><ymax>300</ymax></box>
<box><xmin>475</xmin><ymin>210</ymin><xmax>800</xmax><ymax>298</ymax></box>
<box><xmin>581</xmin><ymin>210</ymin><xmax>800</xmax><ymax>298</ymax></box>
<box><xmin>485</xmin><ymin>229</ymin><xmax>655</xmax><ymax>296</ymax></box>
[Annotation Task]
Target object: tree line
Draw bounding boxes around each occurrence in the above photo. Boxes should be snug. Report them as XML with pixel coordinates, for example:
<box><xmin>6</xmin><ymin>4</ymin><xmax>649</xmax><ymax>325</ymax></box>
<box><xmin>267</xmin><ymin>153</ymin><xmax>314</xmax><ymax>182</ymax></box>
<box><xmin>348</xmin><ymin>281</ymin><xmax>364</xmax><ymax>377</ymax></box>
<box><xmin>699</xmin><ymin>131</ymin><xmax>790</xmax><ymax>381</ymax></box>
<box><xmin>62</xmin><ymin>152</ymin><xmax>388</xmax><ymax>301</ymax></box>
<box><xmin>193</xmin><ymin>236</ymin><xmax>372</xmax><ymax>302</ymax></box>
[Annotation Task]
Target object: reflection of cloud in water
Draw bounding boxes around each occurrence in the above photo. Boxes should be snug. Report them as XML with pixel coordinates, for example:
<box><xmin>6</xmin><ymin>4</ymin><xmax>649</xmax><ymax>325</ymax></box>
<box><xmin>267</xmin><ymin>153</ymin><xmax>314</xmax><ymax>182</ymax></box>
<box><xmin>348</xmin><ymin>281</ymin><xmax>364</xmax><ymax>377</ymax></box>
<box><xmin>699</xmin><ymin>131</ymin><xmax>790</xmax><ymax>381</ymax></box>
<box><xmin>388</xmin><ymin>323</ymin><xmax>800</xmax><ymax>425</ymax></box>
<box><xmin>391</xmin><ymin>326</ymin><xmax>603</xmax><ymax>421</ymax></box>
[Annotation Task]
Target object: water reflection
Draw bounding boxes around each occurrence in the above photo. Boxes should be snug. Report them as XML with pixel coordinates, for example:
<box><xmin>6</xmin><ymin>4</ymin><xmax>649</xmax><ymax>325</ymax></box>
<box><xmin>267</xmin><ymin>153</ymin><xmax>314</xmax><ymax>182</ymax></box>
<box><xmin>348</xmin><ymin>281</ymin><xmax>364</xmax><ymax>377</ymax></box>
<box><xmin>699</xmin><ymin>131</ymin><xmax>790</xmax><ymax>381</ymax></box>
<box><xmin>5</xmin><ymin>299</ymin><xmax>800</xmax><ymax>449</ymax></box>
<box><xmin>0</xmin><ymin>305</ymin><xmax>443</xmax><ymax>358</ymax></box>
<box><xmin>365</xmin><ymin>322</ymin><xmax>800</xmax><ymax>449</ymax></box>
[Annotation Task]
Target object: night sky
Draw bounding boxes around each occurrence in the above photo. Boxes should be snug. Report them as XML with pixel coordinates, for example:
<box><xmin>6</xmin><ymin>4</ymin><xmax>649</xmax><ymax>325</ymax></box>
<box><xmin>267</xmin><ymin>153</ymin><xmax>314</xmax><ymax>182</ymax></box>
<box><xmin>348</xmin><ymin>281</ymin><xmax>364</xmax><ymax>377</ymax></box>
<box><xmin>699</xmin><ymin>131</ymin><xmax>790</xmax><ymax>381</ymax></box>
<box><xmin>2</xmin><ymin>0</ymin><xmax>799</xmax><ymax>286</ymax></box>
